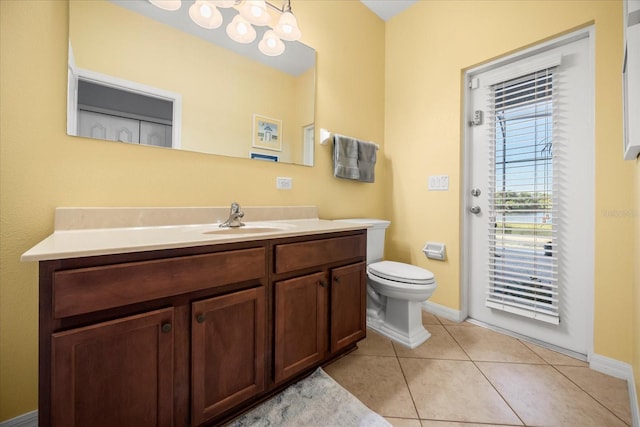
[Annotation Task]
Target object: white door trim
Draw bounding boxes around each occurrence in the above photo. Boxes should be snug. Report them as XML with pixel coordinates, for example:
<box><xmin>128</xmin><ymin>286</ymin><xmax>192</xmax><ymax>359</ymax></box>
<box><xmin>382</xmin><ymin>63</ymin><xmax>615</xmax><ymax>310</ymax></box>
<box><xmin>71</xmin><ymin>67</ymin><xmax>183</xmax><ymax>149</ymax></box>
<box><xmin>461</xmin><ymin>26</ymin><xmax>595</xmax><ymax>356</ymax></box>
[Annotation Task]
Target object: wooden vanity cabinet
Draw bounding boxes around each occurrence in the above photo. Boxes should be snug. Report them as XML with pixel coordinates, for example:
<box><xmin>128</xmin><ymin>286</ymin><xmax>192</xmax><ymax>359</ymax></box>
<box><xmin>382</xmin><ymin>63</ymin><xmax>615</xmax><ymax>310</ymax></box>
<box><xmin>39</xmin><ymin>230</ymin><xmax>366</xmax><ymax>427</ymax></box>
<box><xmin>40</xmin><ymin>243</ymin><xmax>268</xmax><ymax>427</ymax></box>
<box><xmin>273</xmin><ymin>233</ymin><xmax>367</xmax><ymax>384</ymax></box>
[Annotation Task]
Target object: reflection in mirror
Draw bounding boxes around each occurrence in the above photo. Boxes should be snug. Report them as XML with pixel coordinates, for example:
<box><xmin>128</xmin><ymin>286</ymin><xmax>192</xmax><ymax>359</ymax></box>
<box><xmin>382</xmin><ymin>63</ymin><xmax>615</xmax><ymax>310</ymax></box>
<box><xmin>68</xmin><ymin>0</ymin><xmax>316</xmax><ymax>166</ymax></box>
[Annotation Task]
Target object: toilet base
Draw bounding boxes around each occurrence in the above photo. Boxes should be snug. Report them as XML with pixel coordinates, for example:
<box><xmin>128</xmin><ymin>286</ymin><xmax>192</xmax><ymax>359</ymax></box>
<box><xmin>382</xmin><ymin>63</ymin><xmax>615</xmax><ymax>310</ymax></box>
<box><xmin>366</xmin><ymin>298</ymin><xmax>431</xmax><ymax>349</ymax></box>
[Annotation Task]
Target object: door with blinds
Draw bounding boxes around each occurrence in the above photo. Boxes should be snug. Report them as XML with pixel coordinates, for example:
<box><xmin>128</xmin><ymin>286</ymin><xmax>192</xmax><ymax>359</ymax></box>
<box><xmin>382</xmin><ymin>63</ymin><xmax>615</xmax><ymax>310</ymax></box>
<box><xmin>466</xmin><ymin>33</ymin><xmax>593</xmax><ymax>356</ymax></box>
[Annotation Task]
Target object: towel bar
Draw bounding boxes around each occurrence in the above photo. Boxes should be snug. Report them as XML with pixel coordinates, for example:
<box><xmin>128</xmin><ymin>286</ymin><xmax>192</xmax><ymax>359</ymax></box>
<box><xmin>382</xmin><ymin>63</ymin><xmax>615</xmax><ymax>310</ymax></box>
<box><xmin>319</xmin><ymin>128</ymin><xmax>379</xmax><ymax>150</ymax></box>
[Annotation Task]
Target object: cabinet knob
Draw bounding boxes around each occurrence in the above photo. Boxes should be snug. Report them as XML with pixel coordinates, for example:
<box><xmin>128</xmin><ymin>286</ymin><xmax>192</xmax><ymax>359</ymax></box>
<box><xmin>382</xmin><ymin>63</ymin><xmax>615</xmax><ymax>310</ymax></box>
<box><xmin>319</xmin><ymin>280</ymin><xmax>328</xmax><ymax>288</ymax></box>
<box><xmin>334</xmin><ymin>276</ymin><xmax>340</xmax><ymax>284</ymax></box>
<box><xmin>196</xmin><ymin>313</ymin><xmax>206</xmax><ymax>324</ymax></box>
<box><xmin>161</xmin><ymin>323</ymin><xmax>172</xmax><ymax>333</ymax></box>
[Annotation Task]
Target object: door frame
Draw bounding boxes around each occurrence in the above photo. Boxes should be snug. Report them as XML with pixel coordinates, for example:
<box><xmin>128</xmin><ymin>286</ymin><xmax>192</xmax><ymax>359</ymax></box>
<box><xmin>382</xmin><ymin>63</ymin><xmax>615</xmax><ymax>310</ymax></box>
<box><xmin>460</xmin><ymin>26</ymin><xmax>595</xmax><ymax>358</ymax></box>
<box><xmin>68</xmin><ymin>61</ymin><xmax>183</xmax><ymax>149</ymax></box>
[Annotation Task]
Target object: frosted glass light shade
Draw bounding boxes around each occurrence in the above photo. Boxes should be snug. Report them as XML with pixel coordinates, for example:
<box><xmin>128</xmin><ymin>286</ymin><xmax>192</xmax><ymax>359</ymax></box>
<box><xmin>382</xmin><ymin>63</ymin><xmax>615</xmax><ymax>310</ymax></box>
<box><xmin>213</xmin><ymin>0</ymin><xmax>236</xmax><ymax>7</ymax></box>
<box><xmin>148</xmin><ymin>0</ymin><xmax>181</xmax><ymax>11</ymax></box>
<box><xmin>259</xmin><ymin>30</ymin><xmax>285</xmax><ymax>56</ymax></box>
<box><xmin>274</xmin><ymin>11</ymin><xmax>301</xmax><ymax>41</ymax></box>
<box><xmin>239</xmin><ymin>0</ymin><xmax>270</xmax><ymax>26</ymax></box>
<box><xmin>226</xmin><ymin>14</ymin><xmax>257</xmax><ymax>43</ymax></box>
<box><xmin>189</xmin><ymin>1</ymin><xmax>223</xmax><ymax>29</ymax></box>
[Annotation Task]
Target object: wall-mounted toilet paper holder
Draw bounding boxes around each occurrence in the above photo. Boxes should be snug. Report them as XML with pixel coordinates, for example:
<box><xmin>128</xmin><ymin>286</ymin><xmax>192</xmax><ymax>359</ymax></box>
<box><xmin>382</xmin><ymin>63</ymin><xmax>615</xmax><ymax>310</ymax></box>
<box><xmin>423</xmin><ymin>242</ymin><xmax>446</xmax><ymax>260</ymax></box>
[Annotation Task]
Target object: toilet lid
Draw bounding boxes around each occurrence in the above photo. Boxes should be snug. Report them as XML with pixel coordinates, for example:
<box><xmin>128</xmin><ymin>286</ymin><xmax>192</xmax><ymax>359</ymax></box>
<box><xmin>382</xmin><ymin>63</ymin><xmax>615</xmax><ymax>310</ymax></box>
<box><xmin>368</xmin><ymin>261</ymin><xmax>435</xmax><ymax>285</ymax></box>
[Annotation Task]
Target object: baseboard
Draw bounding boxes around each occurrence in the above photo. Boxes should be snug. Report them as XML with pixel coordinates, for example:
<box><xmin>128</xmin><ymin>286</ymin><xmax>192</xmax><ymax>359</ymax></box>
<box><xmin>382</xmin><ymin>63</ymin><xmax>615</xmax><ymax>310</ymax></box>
<box><xmin>630</xmin><ymin>378</ymin><xmax>640</xmax><ymax>427</ymax></box>
<box><xmin>590</xmin><ymin>354</ymin><xmax>639</xmax><ymax>427</ymax></box>
<box><xmin>421</xmin><ymin>300</ymin><xmax>465</xmax><ymax>322</ymax></box>
<box><xmin>0</xmin><ymin>410</ymin><xmax>37</xmax><ymax>427</ymax></box>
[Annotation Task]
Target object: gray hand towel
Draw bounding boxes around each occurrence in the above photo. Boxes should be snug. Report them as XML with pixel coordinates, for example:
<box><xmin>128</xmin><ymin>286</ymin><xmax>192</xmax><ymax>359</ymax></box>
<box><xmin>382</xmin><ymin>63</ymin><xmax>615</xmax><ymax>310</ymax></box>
<box><xmin>333</xmin><ymin>134</ymin><xmax>360</xmax><ymax>180</ymax></box>
<box><xmin>357</xmin><ymin>140</ymin><xmax>377</xmax><ymax>183</ymax></box>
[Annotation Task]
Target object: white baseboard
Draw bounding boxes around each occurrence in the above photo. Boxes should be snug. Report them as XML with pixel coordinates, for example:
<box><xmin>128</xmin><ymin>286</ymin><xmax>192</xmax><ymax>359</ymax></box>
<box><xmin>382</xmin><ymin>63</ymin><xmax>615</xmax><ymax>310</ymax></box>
<box><xmin>630</xmin><ymin>378</ymin><xmax>640</xmax><ymax>427</ymax></box>
<box><xmin>421</xmin><ymin>300</ymin><xmax>465</xmax><ymax>322</ymax></box>
<box><xmin>589</xmin><ymin>354</ymin><xmax>639</xmax><ymax>427</ymax></box>
<box><xmin>0</xmin><ymin>410</ymin><xmax>37</xmax><ymax>427</ymax></box>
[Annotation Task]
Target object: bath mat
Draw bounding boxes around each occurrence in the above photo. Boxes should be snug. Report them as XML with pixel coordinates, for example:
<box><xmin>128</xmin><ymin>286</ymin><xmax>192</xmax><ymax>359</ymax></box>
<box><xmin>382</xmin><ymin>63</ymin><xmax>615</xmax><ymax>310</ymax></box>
<box><xmin>227</xmin><ymin>368</ymin><xmax>391</xmax><ymax>427</ymax></box>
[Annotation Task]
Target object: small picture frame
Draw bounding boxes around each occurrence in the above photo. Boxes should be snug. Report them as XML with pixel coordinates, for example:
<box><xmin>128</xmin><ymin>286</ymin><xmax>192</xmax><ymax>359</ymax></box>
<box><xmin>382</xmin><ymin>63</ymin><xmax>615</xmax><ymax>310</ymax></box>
<box><xmin>252</xmin><ymin>114</ymin><xmax>282</xmax><ymax>152</ymax></box>
<box><xmin>250</xmin><ymin>152</ymin><xmax>279</xmax><ymax>162</ymax></box>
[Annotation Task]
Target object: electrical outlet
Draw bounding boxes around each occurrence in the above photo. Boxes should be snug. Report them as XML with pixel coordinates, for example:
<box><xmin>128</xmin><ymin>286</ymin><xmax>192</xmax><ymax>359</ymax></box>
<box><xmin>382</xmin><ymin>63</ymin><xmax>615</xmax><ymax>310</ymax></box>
<box><xmin>276</xmin><ymin>177</ymin><xmax>293</xmax><ymax>190</ymax></box>
<box><xmin>428</xmin><ymin>175</ymin><xmax>449</xmax><ymax>191</ymax></box>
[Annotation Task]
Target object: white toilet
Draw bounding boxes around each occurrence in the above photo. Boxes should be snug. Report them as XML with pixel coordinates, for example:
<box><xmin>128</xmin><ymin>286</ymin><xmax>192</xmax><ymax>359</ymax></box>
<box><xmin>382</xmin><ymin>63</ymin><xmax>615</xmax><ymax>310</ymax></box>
<box><xmin>340</xmin><ymin>219</ymin><xmax>437</xmax><ymax>349</ymax></box>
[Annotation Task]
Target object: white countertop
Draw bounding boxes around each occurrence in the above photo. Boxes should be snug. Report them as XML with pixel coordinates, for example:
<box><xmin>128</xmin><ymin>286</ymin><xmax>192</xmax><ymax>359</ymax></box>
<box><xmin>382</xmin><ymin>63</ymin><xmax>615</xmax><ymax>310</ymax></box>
<box><xmin>21</xmin><ymin>207</ymin><xmax>369</xmax><ymax>262</ymax></box>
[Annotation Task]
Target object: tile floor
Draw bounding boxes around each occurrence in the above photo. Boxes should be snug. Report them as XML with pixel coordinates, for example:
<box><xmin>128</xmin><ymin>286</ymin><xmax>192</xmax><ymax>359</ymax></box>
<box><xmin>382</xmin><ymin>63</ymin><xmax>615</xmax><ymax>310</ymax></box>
<box><xmin>324</xmin><ymin>312</ymin><xmax>632</xmax><ymax>427</ymax></box>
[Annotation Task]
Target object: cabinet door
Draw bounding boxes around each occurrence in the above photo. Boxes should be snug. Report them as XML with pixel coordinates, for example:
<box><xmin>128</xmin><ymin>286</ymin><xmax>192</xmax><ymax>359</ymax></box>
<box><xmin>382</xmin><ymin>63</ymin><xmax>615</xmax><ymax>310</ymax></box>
<box><xmin>191</xmin><ymin>287</ymin><xmax>266</xmax><ymax>425</ymax></box>
<box><xmin>330</xmin><ymin>262</ymin><xmax>367</xmax><ymax>353</ymax></box>
<box><xmin>274</xmin><ymin>272</ymin><xmax>327</xmax><ymax>383</ymax></box>
<box><xmin>51</xmin><ymin>307</ymin><xmax>174</xmax><ymax>427</ymax></box>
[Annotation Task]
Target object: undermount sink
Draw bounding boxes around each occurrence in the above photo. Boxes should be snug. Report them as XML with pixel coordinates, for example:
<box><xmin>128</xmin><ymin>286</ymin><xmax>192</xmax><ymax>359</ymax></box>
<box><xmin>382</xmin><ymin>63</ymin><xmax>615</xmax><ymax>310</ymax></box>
<box><xmin>204</xmin><ymin>226</ymin><xmax>283</xmax><ymax>235</ymax></box>
<box><xmin>202</xmin><ymin>222</ymin><xmax>296</xmax><ymax>235</ymax></box>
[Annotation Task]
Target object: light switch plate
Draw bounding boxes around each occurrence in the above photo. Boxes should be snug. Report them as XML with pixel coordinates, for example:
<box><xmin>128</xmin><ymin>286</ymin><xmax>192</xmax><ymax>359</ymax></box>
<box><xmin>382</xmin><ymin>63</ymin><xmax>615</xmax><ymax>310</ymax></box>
<box><xmin>276</xmin><ymin>177</ymin><xmax>293</xmax><ymax>190</ymax></box>
<box><xmin>428</xmin><ymin>175</ymin><xmax>449</xmax><ymax>191</ymax></box>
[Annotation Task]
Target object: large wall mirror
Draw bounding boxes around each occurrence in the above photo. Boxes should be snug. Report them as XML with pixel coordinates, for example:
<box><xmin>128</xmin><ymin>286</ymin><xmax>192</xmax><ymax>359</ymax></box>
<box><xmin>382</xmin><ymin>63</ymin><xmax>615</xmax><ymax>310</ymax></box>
<box><xmin>68</xmin><ymin>0</ymin><xmax>316</xmax><ymax>166</ymax></box>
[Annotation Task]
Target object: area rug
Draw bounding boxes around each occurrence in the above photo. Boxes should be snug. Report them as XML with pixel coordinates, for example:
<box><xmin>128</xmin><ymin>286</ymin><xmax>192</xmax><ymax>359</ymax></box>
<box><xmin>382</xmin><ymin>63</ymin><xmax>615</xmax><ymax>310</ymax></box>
<box><xmin>228</xmin><ymin>368</ymin><xmax>392</xmax><ymax>426</ymax></box>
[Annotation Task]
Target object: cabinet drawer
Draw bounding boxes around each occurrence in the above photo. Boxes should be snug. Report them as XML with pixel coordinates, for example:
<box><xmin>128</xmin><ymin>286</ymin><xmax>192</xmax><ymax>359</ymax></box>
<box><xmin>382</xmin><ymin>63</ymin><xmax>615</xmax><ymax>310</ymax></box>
<box><xmin>274</xmin><ymin>234</ymin><xmax>365</xmax><ymax>274</ymax></box>
<box><xmin>53</xmin><ymin>247</ymin><xmax>266</xmax><ymax>318</ymax></box>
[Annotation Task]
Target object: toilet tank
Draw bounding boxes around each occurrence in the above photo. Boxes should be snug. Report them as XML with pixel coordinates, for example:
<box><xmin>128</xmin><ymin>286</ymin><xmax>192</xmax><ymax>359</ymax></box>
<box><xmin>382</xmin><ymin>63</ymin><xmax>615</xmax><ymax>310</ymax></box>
<box><xmin>336</xmin><ymin>219</ymin><xmax>390</xmax><ymax>264</ymax></box>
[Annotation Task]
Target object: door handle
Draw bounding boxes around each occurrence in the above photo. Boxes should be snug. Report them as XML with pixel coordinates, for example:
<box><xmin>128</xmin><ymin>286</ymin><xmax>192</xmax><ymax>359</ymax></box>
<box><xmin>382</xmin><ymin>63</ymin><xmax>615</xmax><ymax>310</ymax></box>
<box><xmin>469</xmin><ymin>205</ymin><xmax>481</xmax><ymax>214</ymax></box>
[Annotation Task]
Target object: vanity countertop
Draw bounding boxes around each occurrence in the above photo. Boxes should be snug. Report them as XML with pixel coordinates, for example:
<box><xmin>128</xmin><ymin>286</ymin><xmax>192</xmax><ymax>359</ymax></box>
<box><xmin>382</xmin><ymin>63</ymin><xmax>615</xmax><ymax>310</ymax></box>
<box><xmin>21</xmin><ymin>207</ymin><xmax>370</xmax><ymax>262</ymax></box>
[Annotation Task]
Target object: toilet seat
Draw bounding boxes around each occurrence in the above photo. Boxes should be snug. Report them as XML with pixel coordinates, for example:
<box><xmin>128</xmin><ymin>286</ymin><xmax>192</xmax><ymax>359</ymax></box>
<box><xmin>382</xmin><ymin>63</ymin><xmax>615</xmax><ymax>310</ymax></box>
<box><xmin>368</xmin><ymin>261</ymin><xmax>435</xmax><ymax>285</ymax></box>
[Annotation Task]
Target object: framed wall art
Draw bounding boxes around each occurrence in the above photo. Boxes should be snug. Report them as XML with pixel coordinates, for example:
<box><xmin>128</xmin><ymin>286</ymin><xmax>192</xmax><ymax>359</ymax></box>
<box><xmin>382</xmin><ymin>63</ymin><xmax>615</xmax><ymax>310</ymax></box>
<box><xmin>252</xmin><ymin>114</ymin><xmax>282</xmax><ymax>151</ymax></box>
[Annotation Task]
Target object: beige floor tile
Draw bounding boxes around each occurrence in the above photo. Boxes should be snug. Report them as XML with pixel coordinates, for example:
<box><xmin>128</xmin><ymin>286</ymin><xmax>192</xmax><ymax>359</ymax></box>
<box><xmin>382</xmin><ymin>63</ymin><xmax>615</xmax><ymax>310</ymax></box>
<box><xmin>353</xmin><ymin>329</ymin><xmax>397</xmax><ymax>357</ymax></box>
<box><xmin>422</xmin><ymin>311</ymin><xmax>442</xmax><ymax>325</ymax></box>
<box><xmin>521</xmin><ymin>340</ymin><xmax>588</xmax><ymax>366</ymax></box>
<box><xmin>446</xmin><ymin>325</ymin><xmax>546</xmax><ymax>363</ymax></box>
<box><xmin>556</xmin><ymin>365</ymin><xmax>632</xmax><ymax>425</ymax></box>
<box><xmin>477</xmin><ymin>362</ymin><xmax>629</xmax><ymax>427</ymax></box>
<box><xmin>421</xmin><ymin>421</ymin><xmax>517</xmax><ymax>427</ymax></box>
<box><xmin>399</xmin><ymin>358</ymin><xmax>522</xmax><ymax>425</ymax></box>
<box><xmin>325</xmin><ymin>354</ymin><xmax>418</xmax><ymax>419</ymax></box>
<box><xmin>393</xmin><ymin>325</ymin><xmax>469</xmax><ymax>361</ymax></box>
<box><xmin>386</xmin><ymin>417</ymin><xmax>422</xmax><ymax>427</ymax></box>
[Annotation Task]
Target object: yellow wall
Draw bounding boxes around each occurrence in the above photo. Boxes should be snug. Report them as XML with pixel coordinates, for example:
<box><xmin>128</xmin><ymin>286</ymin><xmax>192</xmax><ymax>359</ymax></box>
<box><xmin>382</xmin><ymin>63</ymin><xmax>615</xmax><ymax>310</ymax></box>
<box><xmin>0</xmin><ymin>0</ymin><xmax>385</xmax><ymax>420</ymax></box>
<box><xmin>385</xmin><ymin>0</ymin><xmax>634</xmax><ymax>363</ymax></box>
<box><xmin>69</xmin><ymin>0</ymin><xmax>312</xmax><ymax>162</ymax></box>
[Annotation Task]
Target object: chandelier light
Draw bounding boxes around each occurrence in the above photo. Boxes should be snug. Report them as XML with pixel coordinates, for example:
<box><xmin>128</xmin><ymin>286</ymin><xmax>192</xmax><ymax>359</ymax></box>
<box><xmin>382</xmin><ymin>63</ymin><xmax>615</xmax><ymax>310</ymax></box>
<box><xmin>239</xmin><ymin>0</ymin><xmax>270</xmax><ymax>26</ymax></box>
<box><xmin>259</xmin><ymin>29</ymin><xmax>285</xmax><ymax>56</ymax></box>
<box><xmin>189</xmin><ymin>1</ymin><xmax>223</xmax><ymax>29</ymax></box>
<box><xmin>148</xmin><ymin>0</ymin><xmax>302</xmax><ymax>56</ymax></box>
<box><xmin>226</xmin><ymin>14</ymin><xmax>257</xmax><ymax>43</ymax></box>
<box><xmin>149</xmin><ymin>0</ymin><xmax>181</xmax><ymax>11</ymax></box>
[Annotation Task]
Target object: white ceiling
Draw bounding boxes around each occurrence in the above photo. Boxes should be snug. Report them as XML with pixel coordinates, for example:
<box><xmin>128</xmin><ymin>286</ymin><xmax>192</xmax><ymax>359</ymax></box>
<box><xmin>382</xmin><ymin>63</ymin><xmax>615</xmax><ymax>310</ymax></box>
<box><xmin>360</xmin><ymin>0</ymin><xmax>419</xmax><ymax>21</ymax></box>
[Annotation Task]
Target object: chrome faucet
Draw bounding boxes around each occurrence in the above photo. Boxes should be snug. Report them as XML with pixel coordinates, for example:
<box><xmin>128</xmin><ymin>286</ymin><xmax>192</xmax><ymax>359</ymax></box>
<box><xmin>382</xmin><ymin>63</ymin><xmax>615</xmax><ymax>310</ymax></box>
<box><xmin>219</xmin><ymin>202</ymin><xmax>245</xmax><ymax>228</ymax></box>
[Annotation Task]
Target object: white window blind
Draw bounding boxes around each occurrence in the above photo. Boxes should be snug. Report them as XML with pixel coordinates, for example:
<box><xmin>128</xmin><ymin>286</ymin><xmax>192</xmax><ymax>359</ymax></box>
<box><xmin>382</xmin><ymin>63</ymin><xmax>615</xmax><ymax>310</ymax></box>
<box><xmin>485</xmin><ymin>67</ymin><xmax>560</xmax><ymax>325</ymax></box>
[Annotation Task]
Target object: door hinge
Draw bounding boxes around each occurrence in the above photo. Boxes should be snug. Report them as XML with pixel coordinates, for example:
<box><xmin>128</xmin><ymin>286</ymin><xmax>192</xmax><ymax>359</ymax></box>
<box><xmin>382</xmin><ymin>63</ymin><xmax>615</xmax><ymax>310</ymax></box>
<box><xmin>468</xmin><ymin>78</ymin><xmax>479</xmax><ymax>89</ymax></box>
